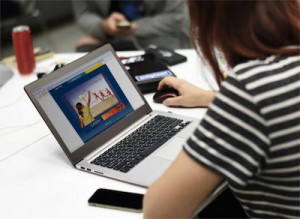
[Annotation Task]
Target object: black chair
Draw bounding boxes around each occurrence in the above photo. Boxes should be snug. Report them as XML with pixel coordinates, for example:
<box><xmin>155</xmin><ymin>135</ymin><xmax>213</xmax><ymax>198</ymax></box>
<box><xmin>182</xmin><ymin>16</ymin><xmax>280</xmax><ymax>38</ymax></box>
<box><xmin>1</xmin><ymin>0</ymin><xmax>54</xmax><ymax>49</ymax></box>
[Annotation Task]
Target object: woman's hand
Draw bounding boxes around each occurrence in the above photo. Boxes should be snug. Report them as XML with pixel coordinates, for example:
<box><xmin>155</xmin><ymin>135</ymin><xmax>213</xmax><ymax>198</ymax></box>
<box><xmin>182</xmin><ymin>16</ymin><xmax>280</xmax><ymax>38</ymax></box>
<box><xmin>157</xmin><ymin>76</ymin><xmax>216</xmax><ymax>107</ymax></box>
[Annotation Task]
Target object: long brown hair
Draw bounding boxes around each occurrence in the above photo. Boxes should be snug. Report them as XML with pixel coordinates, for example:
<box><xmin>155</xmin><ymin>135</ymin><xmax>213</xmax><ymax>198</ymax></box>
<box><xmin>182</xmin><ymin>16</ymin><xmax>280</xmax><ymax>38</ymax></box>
<box><xmin>187</xmin><ymin>0</ymin><xmax>300</xmax><ymax>86</ymax></box>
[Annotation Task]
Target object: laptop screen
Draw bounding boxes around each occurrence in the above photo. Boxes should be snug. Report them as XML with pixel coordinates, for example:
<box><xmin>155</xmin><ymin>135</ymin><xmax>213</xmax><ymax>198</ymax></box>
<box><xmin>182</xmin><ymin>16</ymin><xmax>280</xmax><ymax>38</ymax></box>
<box><xmin>32</xmin><ymin>50</ymin><xmax>145</xmax><ymax>153</ymax></box>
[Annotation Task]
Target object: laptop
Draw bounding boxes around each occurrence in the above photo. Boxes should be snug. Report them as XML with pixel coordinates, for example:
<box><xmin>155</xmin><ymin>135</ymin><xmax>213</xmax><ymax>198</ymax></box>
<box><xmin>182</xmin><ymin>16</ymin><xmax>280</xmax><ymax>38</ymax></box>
<box><xmin>24</xmin><ymin>44</ymin><xmax>200</xmax><ymax>187</ymax></box>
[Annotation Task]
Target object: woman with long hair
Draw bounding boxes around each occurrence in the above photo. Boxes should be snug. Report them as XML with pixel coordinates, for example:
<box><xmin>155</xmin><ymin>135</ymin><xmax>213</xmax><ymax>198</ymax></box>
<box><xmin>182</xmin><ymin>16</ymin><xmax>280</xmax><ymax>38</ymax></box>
<box><xmin>143</xmin><ymin>1</ymin><xmax>300</xmax><ymax>218</ymax></box>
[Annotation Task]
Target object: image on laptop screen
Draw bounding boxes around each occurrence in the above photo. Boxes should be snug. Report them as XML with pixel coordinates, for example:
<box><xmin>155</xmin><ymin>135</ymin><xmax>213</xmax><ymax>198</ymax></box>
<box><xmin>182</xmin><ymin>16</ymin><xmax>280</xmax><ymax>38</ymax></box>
<box><xmin>32</xmin><ymin>50</ymin><xmax>145</xmax><ymax>153</ymax></box>
<box><xmin>49</xmin><ymin>63</ymin><xmax>134</xmax><ymax>143</ymax></box>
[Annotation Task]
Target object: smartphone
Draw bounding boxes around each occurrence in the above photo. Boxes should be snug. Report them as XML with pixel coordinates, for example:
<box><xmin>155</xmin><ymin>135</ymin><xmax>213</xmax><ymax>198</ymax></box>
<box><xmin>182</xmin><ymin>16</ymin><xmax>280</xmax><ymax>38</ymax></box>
<box><xmin>88</xmin><ymin>188</ymin><xmax>144</xmax><ymax>213</ymax></box>
<box><xmin>116</xmin><ymin>20</ymin><xmax>131</xmax><ymax>28</ymax></box>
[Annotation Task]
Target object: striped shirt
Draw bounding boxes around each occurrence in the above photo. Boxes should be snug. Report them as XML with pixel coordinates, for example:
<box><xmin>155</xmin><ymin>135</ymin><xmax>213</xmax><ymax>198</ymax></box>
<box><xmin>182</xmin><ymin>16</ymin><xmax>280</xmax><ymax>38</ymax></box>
<box><xmin>184</xmin><ymin>55</ymin><xmax>300</xmax><ymax>218</ymax></box>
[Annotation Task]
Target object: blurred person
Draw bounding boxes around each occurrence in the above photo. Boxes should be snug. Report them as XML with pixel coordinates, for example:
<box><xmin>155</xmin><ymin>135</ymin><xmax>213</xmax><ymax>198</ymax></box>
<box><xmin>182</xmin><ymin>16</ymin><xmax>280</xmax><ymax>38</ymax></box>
<box><xmin>143</xmin><ymin>1</ymin><xmax>300</xmax><ymax>218</ymax></box>
<box><xmin>72</xmin><ymin>0</ymin><xmax>190</xmax><ymax>52</ymax></box>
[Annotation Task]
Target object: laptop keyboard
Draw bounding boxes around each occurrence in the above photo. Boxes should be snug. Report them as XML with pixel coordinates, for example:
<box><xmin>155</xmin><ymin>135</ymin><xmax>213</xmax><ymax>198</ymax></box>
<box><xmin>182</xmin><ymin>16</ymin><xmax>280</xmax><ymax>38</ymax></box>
<box><xmin>91</xmin><ymin>115</ymin><xmax>191</xmax><ymax>173</ymax></box>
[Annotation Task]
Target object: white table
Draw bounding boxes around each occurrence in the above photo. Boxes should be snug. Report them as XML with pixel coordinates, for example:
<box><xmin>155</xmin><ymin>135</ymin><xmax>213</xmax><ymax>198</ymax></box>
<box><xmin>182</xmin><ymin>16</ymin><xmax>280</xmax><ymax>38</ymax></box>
<box><xmin>0</xmin><ymin>50</ymin><xmax>219</xmax><ymax>219</ymax></box>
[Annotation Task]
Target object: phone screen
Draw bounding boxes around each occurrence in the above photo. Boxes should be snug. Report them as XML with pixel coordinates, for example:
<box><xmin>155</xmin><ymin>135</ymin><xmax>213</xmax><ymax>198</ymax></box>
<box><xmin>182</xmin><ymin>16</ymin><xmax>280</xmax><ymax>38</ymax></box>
<box><xmin>88</xmin><ymin>189</ymin><xmax>144</xmax><ymax>212</ymax></box>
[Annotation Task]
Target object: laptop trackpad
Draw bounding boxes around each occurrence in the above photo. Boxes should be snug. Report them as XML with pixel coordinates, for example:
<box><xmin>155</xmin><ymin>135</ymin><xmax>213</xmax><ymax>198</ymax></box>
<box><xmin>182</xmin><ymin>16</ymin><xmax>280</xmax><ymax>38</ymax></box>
<box><xmin>154</xmin><ymin>137</ymin><xmax>186</xmax><ymax>161</ymax></box>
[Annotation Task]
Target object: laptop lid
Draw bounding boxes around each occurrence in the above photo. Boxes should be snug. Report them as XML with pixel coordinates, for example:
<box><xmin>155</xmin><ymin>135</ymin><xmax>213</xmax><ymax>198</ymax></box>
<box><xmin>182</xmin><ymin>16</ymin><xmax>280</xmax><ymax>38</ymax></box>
<box><xmin>24</xmin><ymin>44</ymin><xmax>152</xmax><ymax>165</ymax></box>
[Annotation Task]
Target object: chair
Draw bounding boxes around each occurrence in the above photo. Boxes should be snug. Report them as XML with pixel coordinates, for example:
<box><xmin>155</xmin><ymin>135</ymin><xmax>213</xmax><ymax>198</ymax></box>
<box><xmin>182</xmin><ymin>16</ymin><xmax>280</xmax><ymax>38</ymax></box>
<box><xmin>1</xmin><ymin>0</ymin><xmax>55</xmax><ymax>49</ymax></box>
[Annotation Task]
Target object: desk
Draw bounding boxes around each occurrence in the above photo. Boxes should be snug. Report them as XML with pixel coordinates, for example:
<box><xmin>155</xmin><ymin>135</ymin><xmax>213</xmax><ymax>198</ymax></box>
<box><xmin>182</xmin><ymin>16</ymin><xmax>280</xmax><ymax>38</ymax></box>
<box><xmin>0</xmin><ymin>50</ymin><xmax>220</xmax><ymax>219</ymax></box>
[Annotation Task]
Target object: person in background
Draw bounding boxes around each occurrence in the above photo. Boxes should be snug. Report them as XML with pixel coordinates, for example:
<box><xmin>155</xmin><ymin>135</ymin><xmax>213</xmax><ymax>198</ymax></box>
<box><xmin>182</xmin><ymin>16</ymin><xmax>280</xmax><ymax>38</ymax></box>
<box><xmin>72</xmin><ymin>0</ymin><xmax>190</xmax><ymax>52</ymax></box>
<box><xmin>0</xmin><ymin>0</ymin><xmax>22</xmax><ymax>20</ymax></box>
<box><xmin>143</xmin><ymin>1</ymin><xmax>300</xmax><ymax>218</ymax></box>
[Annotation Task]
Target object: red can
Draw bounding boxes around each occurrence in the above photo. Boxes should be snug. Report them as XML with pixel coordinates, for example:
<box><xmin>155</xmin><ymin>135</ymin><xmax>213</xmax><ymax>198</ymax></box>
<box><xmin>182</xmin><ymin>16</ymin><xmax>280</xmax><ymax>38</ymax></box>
<box><xmin>12</xmin><ymin>25</ymin><xmax>35</xmax><ymax>74</ymax></box>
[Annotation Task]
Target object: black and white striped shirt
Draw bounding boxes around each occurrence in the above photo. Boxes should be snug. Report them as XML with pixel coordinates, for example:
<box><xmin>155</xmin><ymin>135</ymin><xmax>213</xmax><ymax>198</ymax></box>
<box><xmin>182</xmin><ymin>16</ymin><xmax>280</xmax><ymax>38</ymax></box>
<box><xmin>184</xmin><ymin>55</ymin><xmax>300</xmax><ymax>218</ymax></box>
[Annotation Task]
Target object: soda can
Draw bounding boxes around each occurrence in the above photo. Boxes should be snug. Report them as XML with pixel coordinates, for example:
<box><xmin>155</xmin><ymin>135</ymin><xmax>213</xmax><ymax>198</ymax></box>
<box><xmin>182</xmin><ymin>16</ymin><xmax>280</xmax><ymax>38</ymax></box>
<box><xmin>12</xmin><ymin>25</ymin><xmax>35</xmax><ymax>74</ymax></box>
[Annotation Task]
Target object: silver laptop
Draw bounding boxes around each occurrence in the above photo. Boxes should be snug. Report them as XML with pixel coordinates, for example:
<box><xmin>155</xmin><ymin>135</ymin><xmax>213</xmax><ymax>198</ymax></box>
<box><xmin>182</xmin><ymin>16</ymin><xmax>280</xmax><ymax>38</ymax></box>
<box><xmin>24</xmin><ymin>44</ymin><xmax>199</xmax><ymax>187</ymax></box>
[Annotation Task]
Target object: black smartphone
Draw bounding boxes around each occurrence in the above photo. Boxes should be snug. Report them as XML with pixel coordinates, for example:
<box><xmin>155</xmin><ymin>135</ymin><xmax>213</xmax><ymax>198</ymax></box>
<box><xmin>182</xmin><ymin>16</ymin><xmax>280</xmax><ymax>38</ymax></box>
<box><xmin>88</xmin><ymin>188</ymin><xmax>144</xmax><ymax>213</ymax></box>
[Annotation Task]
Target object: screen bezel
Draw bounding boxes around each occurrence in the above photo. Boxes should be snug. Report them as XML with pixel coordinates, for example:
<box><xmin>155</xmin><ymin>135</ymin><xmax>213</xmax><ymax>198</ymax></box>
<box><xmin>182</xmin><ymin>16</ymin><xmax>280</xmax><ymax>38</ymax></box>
<box><xmin>24</xmin><ymin>44</ymin><xmax>152</xmax><ymax>165</ymax></box>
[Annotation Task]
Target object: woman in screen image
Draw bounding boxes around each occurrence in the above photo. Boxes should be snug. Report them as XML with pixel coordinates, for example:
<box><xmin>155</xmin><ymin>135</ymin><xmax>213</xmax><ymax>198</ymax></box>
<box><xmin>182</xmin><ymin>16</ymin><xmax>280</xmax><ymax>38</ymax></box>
<box><xmin>143</xmin><ymin>1</ymin><xmax>300</xmax><ymax>218</ymax></box>
<box><xmin>76</xmin><ymin>90</ymin><xmax>95</xmax><ymax>128</ymax></box>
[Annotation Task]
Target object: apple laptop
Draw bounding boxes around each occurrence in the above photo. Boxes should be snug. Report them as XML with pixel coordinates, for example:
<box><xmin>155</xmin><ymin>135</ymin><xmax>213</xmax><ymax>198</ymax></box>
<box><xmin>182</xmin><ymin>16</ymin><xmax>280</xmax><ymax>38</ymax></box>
<box><xmin>24</xmin><ymin>44</ymin><xmax>199</xmax><ymax>187</ymax></box>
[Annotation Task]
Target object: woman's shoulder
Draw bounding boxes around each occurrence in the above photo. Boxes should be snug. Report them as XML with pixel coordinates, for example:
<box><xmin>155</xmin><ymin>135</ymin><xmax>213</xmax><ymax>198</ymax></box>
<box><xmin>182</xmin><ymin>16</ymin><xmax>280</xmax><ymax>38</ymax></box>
<box><xmin>229</xmin><ymin>55</ymin><xmax>300</xmax><ymax>83</ymax></box>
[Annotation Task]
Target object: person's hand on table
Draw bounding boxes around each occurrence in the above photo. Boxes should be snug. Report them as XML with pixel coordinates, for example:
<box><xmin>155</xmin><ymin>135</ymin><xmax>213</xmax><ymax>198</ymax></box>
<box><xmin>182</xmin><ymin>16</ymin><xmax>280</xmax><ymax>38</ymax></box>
<box><xmin>157</xmin><ymin>76</ymin><xmax>216</xmax><ymax>108</ymax></box>
<box><xmin>101</xmin><ymin>12</ymin><xmax>137</xmax><ymax>37</ymax></box>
